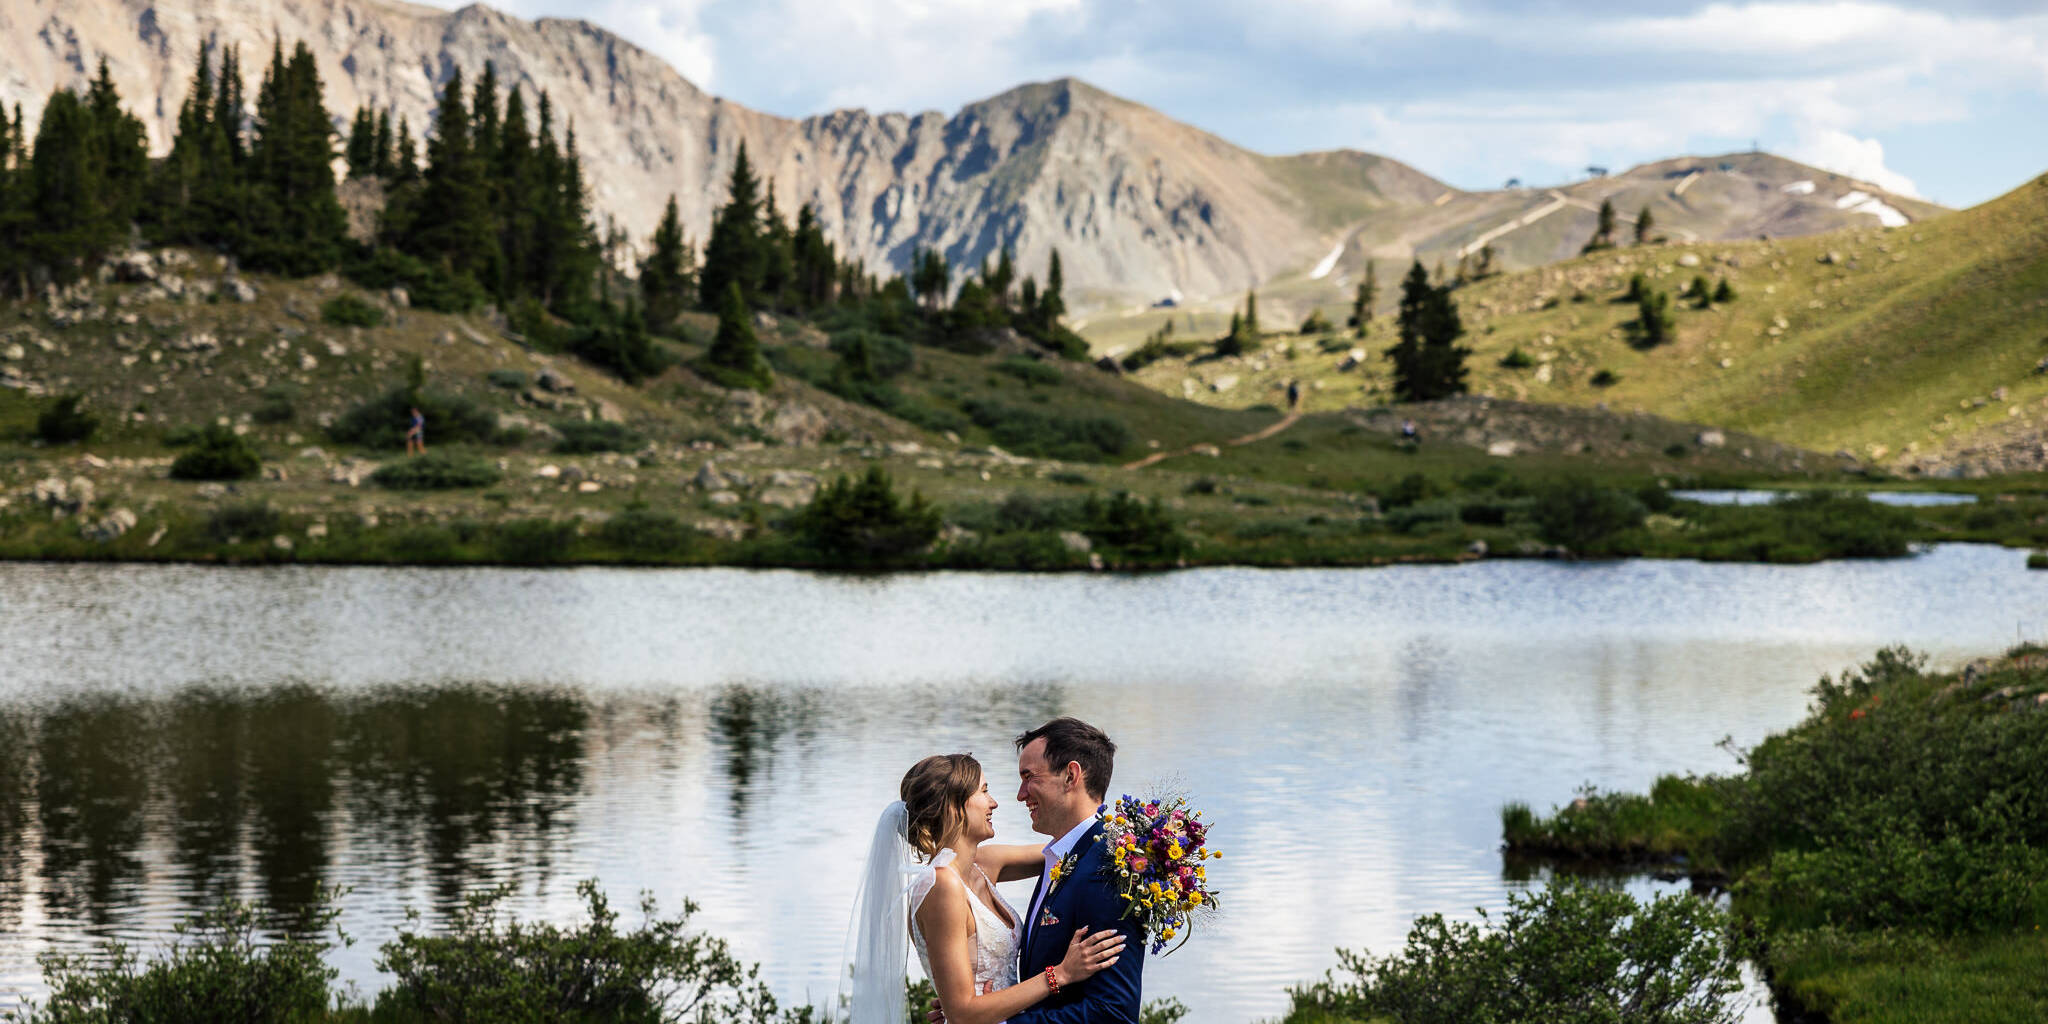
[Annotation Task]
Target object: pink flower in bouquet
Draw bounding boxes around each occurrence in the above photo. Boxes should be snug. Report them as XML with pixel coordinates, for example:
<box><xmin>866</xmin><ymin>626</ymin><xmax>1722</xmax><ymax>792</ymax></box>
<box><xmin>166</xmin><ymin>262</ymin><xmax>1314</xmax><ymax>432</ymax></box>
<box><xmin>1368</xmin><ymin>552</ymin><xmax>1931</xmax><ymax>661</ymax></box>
<box><xmin>1127</xmin><ymin>854</ymin><xmax>1150</xmax><ymax>873</ymax></box>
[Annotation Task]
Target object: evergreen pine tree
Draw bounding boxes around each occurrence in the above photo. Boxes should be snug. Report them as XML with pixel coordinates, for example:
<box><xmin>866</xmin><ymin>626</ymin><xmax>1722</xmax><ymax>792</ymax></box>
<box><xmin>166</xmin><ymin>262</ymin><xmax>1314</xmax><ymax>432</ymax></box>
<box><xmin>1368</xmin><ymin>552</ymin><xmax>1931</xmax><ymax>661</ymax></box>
<box><xmin>792</xmin><ymin>202</ymin><xmax>835</xmax><ymax>309</ymax></box>
<box><xmin>1634</xmin><ymin>288</ymin><xmax>1674</xmax><ymax>347</ymax></box>
<box><xmin>704</xmin><ymin>282</ymin><xmax>772</xmax><ymax>390</ymax></box>
<box><xmin>0</xmin><ymin>104</ymin><xmax>29</xmax><ymax>295</ymax></box>
<box><xmin>1040</xmin><ymin>249</ymin><xmax>1066</xmax><ymax>325</ymax></box>
<box><xmin>495</xmin><ymin>86</ymin><xmax>537</xmax><ymax>303</ymax></box>
<box><xmin>1350</xmin><ymin>261</ymin><xmax>1378</xmax><ymax>337</ymax></box>
<box><xmin>1244</xmin><ymin>289</ymin><xmax>1259</xmax><ymax>336</ymax></box>
<box><xmin>243</xmin><ymin>42</ymin><xmax>347</xmax><ymax>275</ymax></box>
<box><xmin>698</xmin><ymin>141</ymin><xmax>765</xmax><ymax>309</ymax></box>
<box><xmin>373</xmin><ymin>110</ymin><xmax>395</xmax><ymax>179</ymax></box>
<box><xmin>85</xmin><ymin>59</ymin><xmax>149</xmax><ymax>231</ymax></box>
<box><xmin>345</xmin><ymin>106</ymin><xmax>377</xmax><ymax>178</ymax></box>
<box><xmin>1636</xmin><ymin>205</ymin><xmax>1655</xmax><ymax>245</ymax></box>
<box><xmin>760</xmin><ymin>180</ymin><xmax>794</xmax><ymax>309</ymax></box>
<box><xmin>27</xmin><ymin>90</ymin><xmax>114</xmax><ymax>281</ymax></box>
<box><xmin>640</xmin><ymin>194</ymin><xmax>691</xmax><ymax>329</ymax></box>
<box><xmin>989</xmin><ymin>246</ymin><xmax>1016</xmax><ymax>308</ymax></box>
<box><xmin>392</xmin><ymin>116</ymin><xmax>419</xmax><ymax>184</ymax></box>
<box><xmin>1712</xmin><ymin>278</ymin><xmax>1735</xmax><ymax>303</ymax></box>
<box><xmin>1385</xmin><ymin>260</ymin><xmax>1471</xmax><ymax>402</ymax></box>
<box><xmin>410</xmin><ymin>67</ymin><xmax>494</xmax><ymax>286</ymax></box>
<box><xmin>1584</xmin><ymin>199</ymin><xmax>1617</xmax><ymax>253</ymax></box>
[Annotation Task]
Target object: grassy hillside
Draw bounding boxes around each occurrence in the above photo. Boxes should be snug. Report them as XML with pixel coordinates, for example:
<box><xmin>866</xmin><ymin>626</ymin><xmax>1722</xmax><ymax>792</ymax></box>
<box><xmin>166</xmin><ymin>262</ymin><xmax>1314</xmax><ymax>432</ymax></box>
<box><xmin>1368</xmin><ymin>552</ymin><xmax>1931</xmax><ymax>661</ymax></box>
<box><xmin>7</xmin><ymin>246</ymin><xmax>2043</xmax><ymax>569</ymax></box>
<box><xmin>1113</xmin><ymin>171</ymin><xmax>2048</xmax><ymax>475</ymax></box>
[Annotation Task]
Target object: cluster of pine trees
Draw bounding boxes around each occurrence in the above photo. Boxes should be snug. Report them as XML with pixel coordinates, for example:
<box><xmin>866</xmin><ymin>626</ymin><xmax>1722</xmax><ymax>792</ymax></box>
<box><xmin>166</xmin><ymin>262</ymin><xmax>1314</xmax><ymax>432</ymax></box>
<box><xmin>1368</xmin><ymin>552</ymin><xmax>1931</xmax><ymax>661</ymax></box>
<box><xmin>0</xmin><ymin>60</ymin><xmax>150</xmax><ymax>293</ymax></box>
<box><xmin>0</xmin><ymin>47</ymin><xmax>1084</xmax><ymax>390</ymax></box>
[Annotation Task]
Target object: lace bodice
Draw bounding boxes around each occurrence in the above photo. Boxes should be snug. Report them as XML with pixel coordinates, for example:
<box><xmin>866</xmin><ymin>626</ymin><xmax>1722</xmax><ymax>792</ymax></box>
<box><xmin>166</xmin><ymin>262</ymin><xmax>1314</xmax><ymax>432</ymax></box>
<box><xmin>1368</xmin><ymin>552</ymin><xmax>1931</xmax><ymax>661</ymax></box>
<box><xmin>910</xmin><ymin>850</ymin><xmax>1022</xmax><ymax>994</ymax></box>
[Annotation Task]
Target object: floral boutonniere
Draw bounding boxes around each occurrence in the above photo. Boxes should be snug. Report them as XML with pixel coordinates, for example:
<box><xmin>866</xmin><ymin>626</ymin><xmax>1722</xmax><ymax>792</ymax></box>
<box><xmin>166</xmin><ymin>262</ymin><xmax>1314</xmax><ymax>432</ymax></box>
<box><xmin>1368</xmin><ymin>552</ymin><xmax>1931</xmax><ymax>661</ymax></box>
<box><xmin>1036</xmin><ymin>846</ymin><xmax>1086</xmax><ymax>930</ymax></box>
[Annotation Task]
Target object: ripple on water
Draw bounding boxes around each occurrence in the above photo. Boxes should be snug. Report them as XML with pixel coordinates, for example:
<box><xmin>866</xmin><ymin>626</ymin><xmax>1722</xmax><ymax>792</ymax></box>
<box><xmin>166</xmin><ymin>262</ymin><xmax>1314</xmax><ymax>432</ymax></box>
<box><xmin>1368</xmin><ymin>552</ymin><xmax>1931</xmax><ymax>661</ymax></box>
<box><xmin>0</xmin><ymin>546</ymin><xmax>2043</xmax><ymax>1022</ymax></box>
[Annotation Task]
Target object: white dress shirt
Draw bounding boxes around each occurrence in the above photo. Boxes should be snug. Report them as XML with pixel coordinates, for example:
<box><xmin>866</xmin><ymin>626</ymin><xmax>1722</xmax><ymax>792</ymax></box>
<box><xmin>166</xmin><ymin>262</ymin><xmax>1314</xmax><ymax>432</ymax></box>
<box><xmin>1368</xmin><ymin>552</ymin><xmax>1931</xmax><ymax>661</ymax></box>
<box><xmin>1024</xmin><ymin>815</ymin><xmax>1096</xmax><ymax>949</ymax></box>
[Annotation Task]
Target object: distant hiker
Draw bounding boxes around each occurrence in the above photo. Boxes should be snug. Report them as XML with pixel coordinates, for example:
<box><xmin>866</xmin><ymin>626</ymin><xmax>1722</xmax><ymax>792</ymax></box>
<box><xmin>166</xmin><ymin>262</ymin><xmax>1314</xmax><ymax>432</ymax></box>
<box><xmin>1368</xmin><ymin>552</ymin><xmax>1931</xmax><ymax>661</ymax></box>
<box><xmin>1400</xmin><ymin>418</ymin><xmax>1419</xmax><ymax>446</ymax></box>
<box><xmin>406</xmin><ymin>406</ymin><xmax>426</xmax><ymax>456</ymax></box>
<box><xmin>1286</xmin><ymin>380</ymin><xmax>1301</xmax><ymax>408</ymax></box>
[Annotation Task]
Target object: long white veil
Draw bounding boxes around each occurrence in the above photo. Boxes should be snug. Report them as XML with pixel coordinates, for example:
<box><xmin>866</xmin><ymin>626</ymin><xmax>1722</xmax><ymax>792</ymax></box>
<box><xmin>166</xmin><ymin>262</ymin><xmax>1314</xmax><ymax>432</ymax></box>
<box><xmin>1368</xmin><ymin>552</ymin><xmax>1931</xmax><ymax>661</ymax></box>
<box><xmin>839</xmin><ymin>800</ymin><xmax>920</xmax><ymax>1023</ymax></box>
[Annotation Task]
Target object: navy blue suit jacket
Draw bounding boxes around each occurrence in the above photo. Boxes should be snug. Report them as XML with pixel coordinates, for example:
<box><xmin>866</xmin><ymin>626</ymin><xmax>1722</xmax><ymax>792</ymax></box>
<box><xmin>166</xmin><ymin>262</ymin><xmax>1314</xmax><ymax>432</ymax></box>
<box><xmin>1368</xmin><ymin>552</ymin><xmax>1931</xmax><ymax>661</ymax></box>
<box><xmin>1011</xmin><ymin>820</ymin><xmax>1146</xmax><ymax>1024</ymax></box>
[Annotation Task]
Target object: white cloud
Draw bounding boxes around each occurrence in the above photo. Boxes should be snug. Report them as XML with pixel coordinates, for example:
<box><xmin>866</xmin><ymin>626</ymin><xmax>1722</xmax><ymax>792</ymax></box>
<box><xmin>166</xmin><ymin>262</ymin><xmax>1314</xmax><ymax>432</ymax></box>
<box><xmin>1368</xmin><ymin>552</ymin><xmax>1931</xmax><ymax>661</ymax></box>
<box><xmin>1790</xmin><ymin>128</ymin><xmax>1921</xmax><ymax>196</ymax></box>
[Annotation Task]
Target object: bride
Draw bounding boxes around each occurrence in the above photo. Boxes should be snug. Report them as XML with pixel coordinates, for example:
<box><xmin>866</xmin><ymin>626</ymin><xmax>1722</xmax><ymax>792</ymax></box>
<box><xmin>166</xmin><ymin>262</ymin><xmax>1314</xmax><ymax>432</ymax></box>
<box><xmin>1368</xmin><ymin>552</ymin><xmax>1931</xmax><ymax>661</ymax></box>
<box><xmin>845</xmin><ymin>753</ymin><xmax>1125</xmax><ymax>1024</ymax></box>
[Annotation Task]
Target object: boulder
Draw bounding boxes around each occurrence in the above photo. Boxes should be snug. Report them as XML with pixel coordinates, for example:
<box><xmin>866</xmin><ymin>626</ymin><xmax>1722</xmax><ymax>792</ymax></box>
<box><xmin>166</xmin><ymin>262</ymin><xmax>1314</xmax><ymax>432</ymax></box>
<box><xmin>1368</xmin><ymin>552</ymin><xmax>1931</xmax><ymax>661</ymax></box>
<box><xmin>221</xmin><ymin>276</ymin><xmax>259</xmax><ymax>303</ymax></box>
<box><xmin>536</xmin><ymin>368</ymin><xmax>575</xmax><ymax>394</ymax></box>
<box><xmin>560</xmin><ymin>465</ymin><xmax>590</xmax><ymax>483</ymax></box>
<box><xmin>388</xmin><ymin>286</ymin><xmax>410</xmax><ymax>309</ymax></box>
<box><xmin>1696</xmin><ymin>430</ymin><xmax>1727</xmax><ymax>448</ymax></box>
<box><xmin>534</xmin><ymin>464</ymin><xmax>562</xmax><ymax>479</ymax></box>
<box><xmin>81</xmin><ymin>507</ymin><xmax>139</xmax><ymax>542</ymax></box>
<box><xmin>1059</xmin><ymin>531</ymin><xmax>1093</xmax><ymax>554</ymax></box>
<box><xmin>1211</xmin><ymin>375</ymin><xmax>1239</xmax><ymax>393</ymax></box>
<box><xmin>707</xmin><ymin>490</ymin><xmax>742</xmax><ymax>506</ymax></box>
<box><xmin>758</xmin><ymin>487</ymin><xmax>811</xmax><ymax>509</ymax></box>
<box><xmin>111</xmin><ymin>251</ymin><xmax>157</xmax><ymax>283</ymax></box>
<box><xmin>692</xmin><ymin>463</ymin><xmax>731</xmax><ymax>491</ymax></box>
<box><xmin>1676</xmin><ymin>253</ymin><xmax>1701</xmax><ymax>268</ymax></box>
<box><xmin>1094</xmin><ymin>355</ymin><xmax>1123</xmax><ymax>374</ymax></box>
<box><xmin>766</xmin><ymin>402</ymin><xmax>831</xmax><ymax>446</ymax></box>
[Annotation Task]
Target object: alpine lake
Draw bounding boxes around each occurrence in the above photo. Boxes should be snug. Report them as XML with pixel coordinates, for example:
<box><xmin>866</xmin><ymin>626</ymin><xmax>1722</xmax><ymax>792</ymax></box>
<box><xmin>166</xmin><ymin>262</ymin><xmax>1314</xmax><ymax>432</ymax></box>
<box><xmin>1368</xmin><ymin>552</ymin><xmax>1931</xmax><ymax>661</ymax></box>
<box><xmin>2</xmin><ymin>543</ymin><xmax>2043</xmax><ymax>1022</ymax></box>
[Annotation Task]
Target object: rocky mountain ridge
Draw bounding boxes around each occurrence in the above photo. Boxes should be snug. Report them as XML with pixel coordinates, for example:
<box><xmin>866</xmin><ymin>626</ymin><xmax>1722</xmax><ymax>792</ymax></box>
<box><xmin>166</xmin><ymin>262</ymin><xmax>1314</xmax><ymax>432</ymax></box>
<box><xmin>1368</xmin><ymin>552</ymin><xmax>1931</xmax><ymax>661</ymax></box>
<box><xmin>0</xmin><ymin>0</ymin><xmax>1942</xmax><ymax>311</ymax></box>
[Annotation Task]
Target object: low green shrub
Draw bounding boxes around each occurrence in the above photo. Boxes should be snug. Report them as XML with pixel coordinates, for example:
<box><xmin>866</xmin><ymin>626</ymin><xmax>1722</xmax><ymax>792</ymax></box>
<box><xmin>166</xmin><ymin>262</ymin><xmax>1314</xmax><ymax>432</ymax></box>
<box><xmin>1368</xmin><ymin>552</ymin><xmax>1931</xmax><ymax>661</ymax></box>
<box><xmin>343</xmin><ymin>246</ymin><xmax>484</xmax><ymax>313</ymax></box>
<box><xmin>204</xmin><ymin>501</ymin><xmax>283</xmax><ymax>544</ymax></box>
<box><xmin>320</xmin><ymin>293</ymin><xmax>385</xmax><ymax>327</ymax></box>
<box><xmin>1387</xmin><ymin>498</ymin><xmax>1459</xmax><ymax>534</ymax></box>
<box><xmin>36</xmin><ymin>393</ymin><xmax>97</xmax><ymax>444</ymax></box>
<box><xmin>29</xmin><ymin>895</ymin><xmax>338</xmax><ymax>1024</ymax></box>
<box><xmin>492</xmin><ymin>518</ymin><xmax>578</xmax><ymax>564</ymax></box>
<box><xmin>960</xmin><ymin>399</ymin><xmax>1133</xmax><ymax>461</ymax></box>
<box><xmin>1283</xmin><ymin>880</ymin><xmax>1746</xmax><ymax>1024</ymax></box>
<box><xmin>828</xmin><ymin>329</ymin><xmax>914</xmax><ymax>380</ymax></box>
<box><xmin>996</xmin><ymin>356</ymin><xmax>1064</xmax><ymax>386</ymax></box>
<box><xmin>1591</xmin><ymin>368</ymin><xmax>1621</xmax><ymax>387</ymax></box>
<box><xmin>170</xmin><ymin>425</ymin><xmax>262</xmax><ymax>481</ymax></box>
<box><xmin>1499</xmin><ymin>346</ymin><xmax>1535</xmax><ymax>369</ymax></box>
<box><xmin>486</xmin><ymin>369</ymin><xmax>530</xmax><ymax>390</ymax></box>
<box><xmin>1082</xmin><ymin>492</ymin><xmax>1188</xmax><ymax>559</ymax></box>
<box><xmin>330</xmin><ymin>386</ymin><xmax>499</xmax><ymax>450</ymax></box>
<box><xmin>553</xmin><ymin>420</ymin><xmax>643</xmax><ymax>454</ymax></box>
<box><xmin>374</xmin><ymin>881</ymin><xmax>799</xmax><ymax>1024</ymax></box>
<box><xmin>2030</xmin><ymin>552</ymin><xmax>2048</xmax><ymax>570</ymax></box>
<box><xmin>252</xmin><ymin>386</ymin><xmax>297</xmax><ymax>425</ymax></box>
<box><xmin>370</xmin><ymin>453</ymin><xmax>502</xmax><ymax>490</ymax></box>
<box><xmin>790</xmin><ymin>468</ymin><xmax>940</xmax><ymax>568</ymax></box>
<box><xmin>596</xmin><ymin>509</ymin><xmax>694</xmax><ymax>557</ymax></box>
<box><xmin>1531</xmin><ymin>478</ymin><xmax>1646</xmax><ymax>551</ymax></box>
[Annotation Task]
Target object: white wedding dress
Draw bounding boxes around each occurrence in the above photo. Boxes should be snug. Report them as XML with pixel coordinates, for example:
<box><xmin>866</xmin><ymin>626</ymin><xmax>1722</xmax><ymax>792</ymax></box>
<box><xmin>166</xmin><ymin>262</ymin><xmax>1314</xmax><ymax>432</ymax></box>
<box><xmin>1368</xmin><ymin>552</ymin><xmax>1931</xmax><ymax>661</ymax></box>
<box><xmin>910</xmin><ymin>849</ymin><xmax>1022</xmax><ymax>994</ymax></box>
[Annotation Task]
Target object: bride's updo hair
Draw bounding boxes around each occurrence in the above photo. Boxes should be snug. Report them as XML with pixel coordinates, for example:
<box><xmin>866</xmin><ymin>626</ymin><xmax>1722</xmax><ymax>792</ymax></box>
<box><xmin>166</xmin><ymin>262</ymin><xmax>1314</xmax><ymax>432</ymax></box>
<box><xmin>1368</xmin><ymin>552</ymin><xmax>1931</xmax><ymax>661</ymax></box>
<box><xmin>900</xmin><ymin>753</ymin><xmax>981</xmax><ymax>858</ymax></box>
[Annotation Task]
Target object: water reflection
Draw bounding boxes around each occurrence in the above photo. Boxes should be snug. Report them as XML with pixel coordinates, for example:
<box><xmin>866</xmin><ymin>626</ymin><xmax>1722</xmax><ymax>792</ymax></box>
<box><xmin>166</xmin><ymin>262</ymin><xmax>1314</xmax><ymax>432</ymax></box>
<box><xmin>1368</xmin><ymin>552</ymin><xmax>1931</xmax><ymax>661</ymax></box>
<box><xmin>1</xmin><ymin>548</ymin><xmax>2044</xmax><ymax>1023</ymax></box>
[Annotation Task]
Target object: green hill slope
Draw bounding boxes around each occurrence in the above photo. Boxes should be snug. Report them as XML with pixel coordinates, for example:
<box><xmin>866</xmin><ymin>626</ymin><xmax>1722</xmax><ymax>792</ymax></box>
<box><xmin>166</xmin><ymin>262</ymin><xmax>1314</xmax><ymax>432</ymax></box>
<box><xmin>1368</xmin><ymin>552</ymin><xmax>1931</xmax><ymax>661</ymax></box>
<box><xmin>1120</xmin><ymin>171</ymin><xmax>2048</xmax><ymax>476</ymax></box>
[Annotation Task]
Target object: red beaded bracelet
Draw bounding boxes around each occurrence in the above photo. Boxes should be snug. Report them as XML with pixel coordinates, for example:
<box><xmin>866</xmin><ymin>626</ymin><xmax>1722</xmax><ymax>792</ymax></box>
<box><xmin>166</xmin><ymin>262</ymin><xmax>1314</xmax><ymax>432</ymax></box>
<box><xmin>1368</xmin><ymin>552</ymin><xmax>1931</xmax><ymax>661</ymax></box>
<box><xmin>1044</xmin><ymin>966</ymin><xmax>1060</xmax><ymax>996</ymax></box>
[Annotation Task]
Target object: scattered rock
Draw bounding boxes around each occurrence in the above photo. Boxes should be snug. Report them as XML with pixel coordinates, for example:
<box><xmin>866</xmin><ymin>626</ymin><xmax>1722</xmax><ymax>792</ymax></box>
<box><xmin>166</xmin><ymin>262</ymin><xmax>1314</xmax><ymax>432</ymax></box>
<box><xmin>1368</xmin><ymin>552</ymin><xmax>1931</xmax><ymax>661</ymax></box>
<box><xmin>1676</xmin><ymin>253</ymin><xmax>1701</xmax><ymax>268</ymax></box>
<box><xmin>273</xmin><ymin>535</ymin><xmax>295</xmax><ymax>551</ymax></box>
<box><xmin>758</xmin><ymin>487</ymin><xmax>811</xmax><ymax>509</ymax></box>
<box><xmin>559</xmin><ymin>465</ymin><xmax>589</xmax><ymax>484</ymax></box>
<box><xmin>194</xmin><ymin>483</ymin><xmax>227</xmax><ymax>500</ymax></box>
<box><xmin>536</xmin><ymin>368</ymin><xmax>575</xmax><ymax>394</ymax></box>
<box><xmin>766</xmin><ymin>402</ymin><xmax>831</xmax><ymax>446</ymax></box>
<box><xmin>707</xmin><ymin>490</ymin><xmax>741</xmax><ymax>506</ymax></box>
<box><xmin>111</xmin><ymin>251</ymin><xmax>158</xmax><ymax>283</ymax></box>
<box><xmin>576</xmin><ymin>480</ymin><xmax>603</xmax><ymax>493</ymax></box>
<box><xmin>693</xmin><ymin>517</ymin><xmax>748</xmax><ymax>541</ymax></box>
<box><xmin>1191</xmin><ymin>443</ymin><xmax>1222</xmax><ymax>457</ymax></box>
<box><xmin>1094</xmin><ymin>355</ymin><xmax>1123</xmax><ymax>374</ymax></box>
<box><xmin>1486</xmin><ymin>440</ymin><xmax>1518</xmax><ymax>457</ymax></box>
<box><xmin>81</xmin><ymin>507</ymin><xmax>138</xmax><ymax>542</ymax></box>
<box><xmin>1210</xmin><ymin>375</ymin><xmax>1239</xmax><ymax>393</ymax></box>
<box><xmin>1697</xmin><ymin>430</ymin><xmax>1727</xmax><ymax>448</ymax></box>
<box><xmin>1467</xmin><ymin>539</ymin><xmax>1489</xmax><ymax>557</ymax></box>
<box><xmin>220</xmin><ymin>276</ymin><xmax>258</xmax><ymax>303</ymax></box>
<box><xmin>692</xmin><ymin>463</ymin><xmax>731</xmax><ymax>491</ymax></box>
<box><xmin>307</xmin><ymin>521</ymin><xmax>329</xmax><ymax>540</ymax></box>
<box><xmin>434</xmin><ymin>330</ymin><xmax>456</xmax><ymax>346</ymax></box>
<box><xmin>388</xmin><ymin>287</ymin><xmax>410</xmax><ymax>309</ymax></box>
<box><xmin>535</xmin><ymin>464</ymin><xmax>562</xmax><ymax>479</ymax></box>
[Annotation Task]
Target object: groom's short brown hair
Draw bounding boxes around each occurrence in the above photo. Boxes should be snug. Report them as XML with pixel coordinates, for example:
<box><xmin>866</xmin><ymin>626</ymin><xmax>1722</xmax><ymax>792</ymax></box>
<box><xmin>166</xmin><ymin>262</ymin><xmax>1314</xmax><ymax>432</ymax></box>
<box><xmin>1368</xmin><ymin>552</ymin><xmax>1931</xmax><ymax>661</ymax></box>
<box><xmin>1016</xmin><ymin>717</ymin><xmax>1115</xmax><ymax>801</ymax></box>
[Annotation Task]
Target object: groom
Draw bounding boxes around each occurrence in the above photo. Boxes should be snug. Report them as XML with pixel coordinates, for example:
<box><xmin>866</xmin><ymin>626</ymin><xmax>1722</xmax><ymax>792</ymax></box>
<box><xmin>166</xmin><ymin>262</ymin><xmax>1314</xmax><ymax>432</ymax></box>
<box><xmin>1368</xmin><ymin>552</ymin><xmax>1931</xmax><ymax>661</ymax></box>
<box><xmin>1009</xmin><ymin>717</ymin><xmax>1145</xmax><ymax>1024</ymax></box>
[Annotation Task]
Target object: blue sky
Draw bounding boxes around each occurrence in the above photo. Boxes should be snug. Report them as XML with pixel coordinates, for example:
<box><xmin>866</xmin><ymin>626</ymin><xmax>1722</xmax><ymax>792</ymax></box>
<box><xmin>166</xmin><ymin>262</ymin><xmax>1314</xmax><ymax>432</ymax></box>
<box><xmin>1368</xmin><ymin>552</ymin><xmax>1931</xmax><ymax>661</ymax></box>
<box><xmin>433</xmin><ymin>0</ymin><xmax>2048</xmax><ymax>207</ymax></box>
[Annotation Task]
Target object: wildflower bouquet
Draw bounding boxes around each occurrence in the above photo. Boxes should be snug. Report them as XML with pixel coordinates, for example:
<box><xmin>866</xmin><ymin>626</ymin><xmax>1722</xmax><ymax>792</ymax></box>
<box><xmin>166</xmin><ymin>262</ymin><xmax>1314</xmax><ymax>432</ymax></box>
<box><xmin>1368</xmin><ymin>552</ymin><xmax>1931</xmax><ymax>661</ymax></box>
<box><xmin>1098</xmin><ymin>793</ymin><xmax>1220</xmax><ymax>954</ymax></box>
